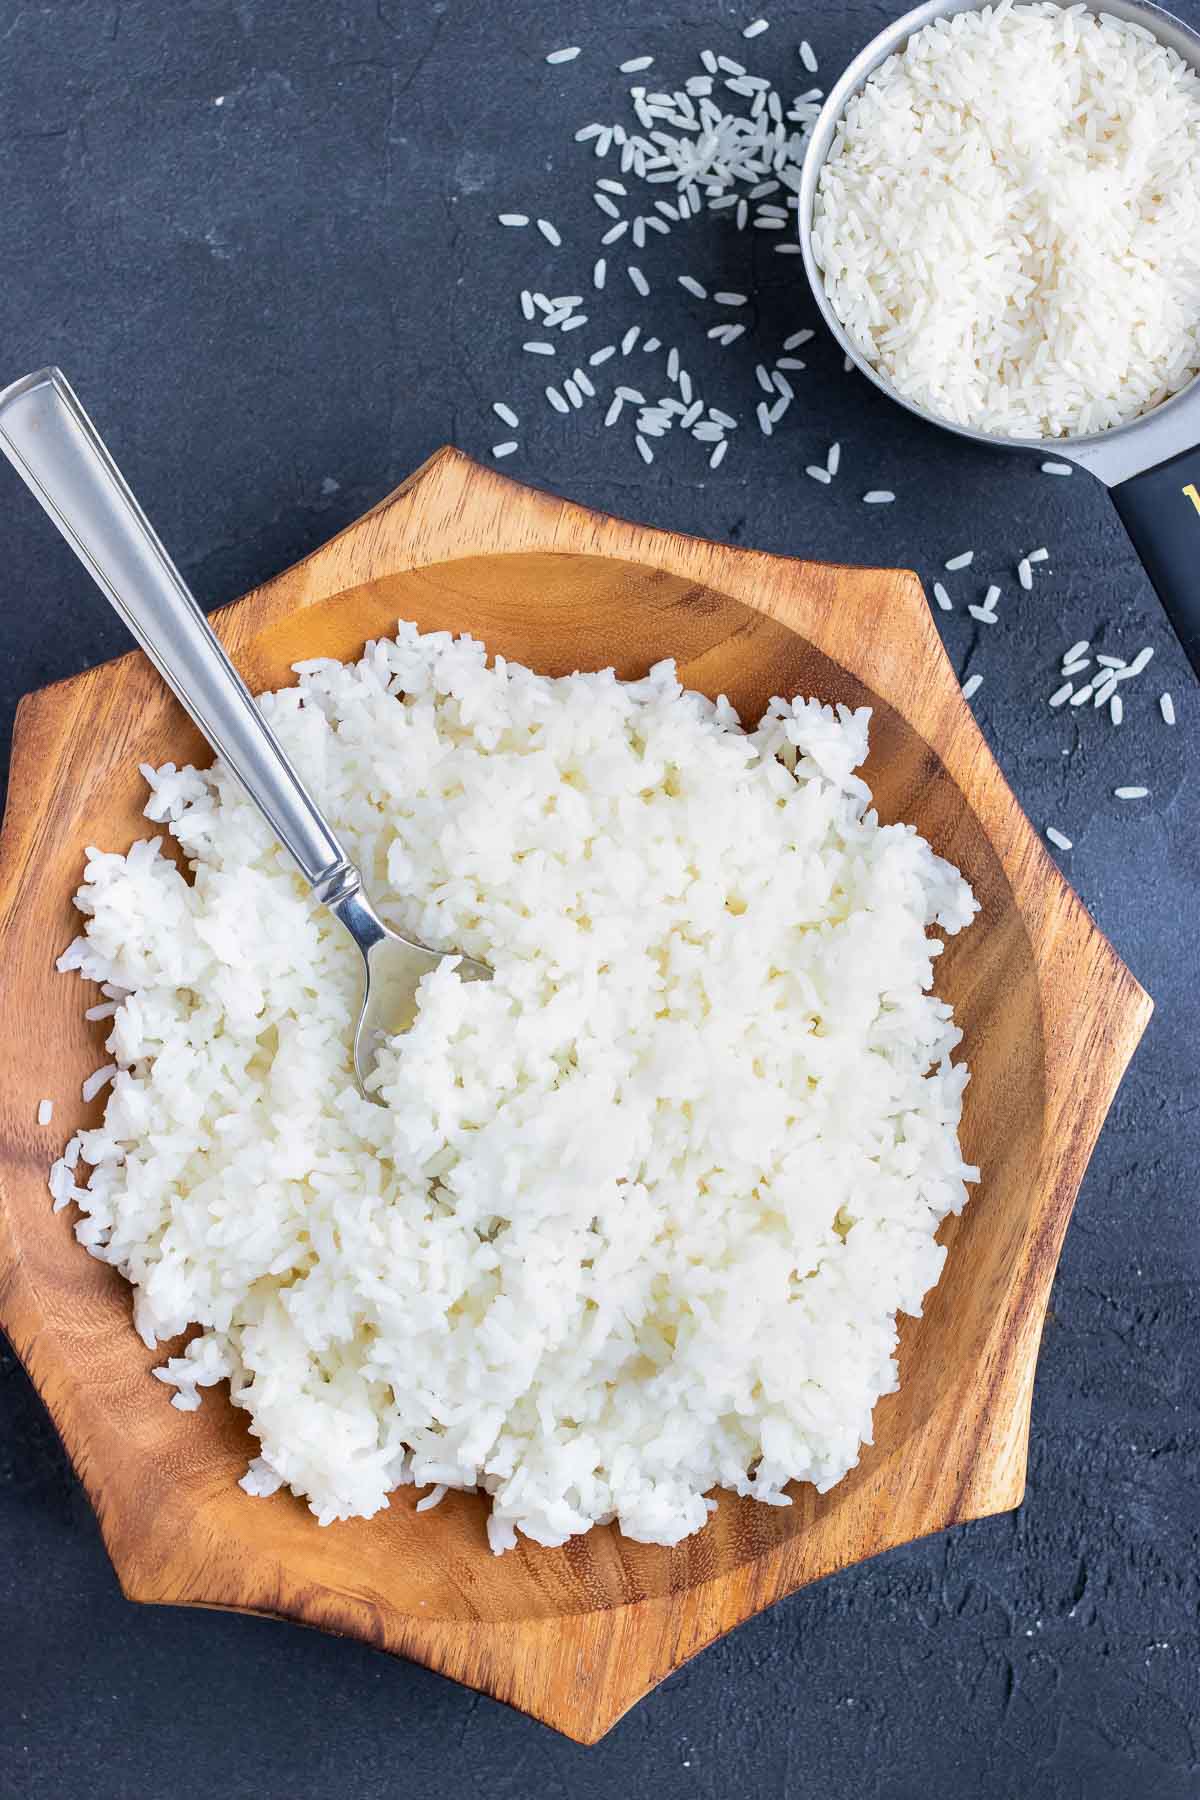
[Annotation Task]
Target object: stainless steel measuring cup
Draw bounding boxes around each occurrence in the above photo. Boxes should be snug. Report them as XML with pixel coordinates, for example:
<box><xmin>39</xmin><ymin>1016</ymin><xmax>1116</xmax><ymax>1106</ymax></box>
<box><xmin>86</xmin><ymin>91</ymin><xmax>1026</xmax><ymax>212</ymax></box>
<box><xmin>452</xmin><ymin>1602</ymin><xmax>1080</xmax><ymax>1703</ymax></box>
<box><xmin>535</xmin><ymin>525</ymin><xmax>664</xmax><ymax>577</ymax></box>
<box><xmin>797</xmin><ymin>0</ymin><xmax>1200</xmax><ymax>678</ymax></box>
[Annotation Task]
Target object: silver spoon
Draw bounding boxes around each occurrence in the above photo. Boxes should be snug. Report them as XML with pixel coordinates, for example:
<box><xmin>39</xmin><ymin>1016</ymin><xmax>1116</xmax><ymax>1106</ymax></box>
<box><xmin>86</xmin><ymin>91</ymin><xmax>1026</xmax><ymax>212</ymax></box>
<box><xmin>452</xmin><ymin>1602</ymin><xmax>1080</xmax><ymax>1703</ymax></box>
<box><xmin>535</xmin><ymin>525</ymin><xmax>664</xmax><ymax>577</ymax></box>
<box><xmin>0</xmin><ymin>367</ymin><xmax>490</xmax><ymax>1098</ymax></box>
<box><xmin>797</xmin><ymin>0</ymin><xmax>1200</xmax><ymax>680</ymax></box>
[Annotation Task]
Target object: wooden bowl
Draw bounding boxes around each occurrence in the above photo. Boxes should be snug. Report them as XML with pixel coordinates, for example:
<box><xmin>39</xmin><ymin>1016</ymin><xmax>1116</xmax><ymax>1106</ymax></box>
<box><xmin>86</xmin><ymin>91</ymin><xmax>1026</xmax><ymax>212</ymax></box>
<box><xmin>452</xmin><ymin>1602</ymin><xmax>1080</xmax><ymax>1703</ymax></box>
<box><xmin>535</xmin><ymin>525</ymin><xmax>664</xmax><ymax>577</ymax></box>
<box><xmin>0</xmin><ymin>449</ymin><xmax>1151</xmax><ymax>1742</ymax></box>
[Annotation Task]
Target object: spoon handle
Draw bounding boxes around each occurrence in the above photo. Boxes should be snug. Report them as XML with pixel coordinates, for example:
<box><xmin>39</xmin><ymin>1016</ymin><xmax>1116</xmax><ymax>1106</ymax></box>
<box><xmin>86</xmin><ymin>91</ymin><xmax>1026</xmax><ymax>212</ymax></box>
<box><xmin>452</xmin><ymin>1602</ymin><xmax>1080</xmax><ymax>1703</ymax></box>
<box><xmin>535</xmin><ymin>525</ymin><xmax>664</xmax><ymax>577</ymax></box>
<box><xmin>0</xmin><ymin>367</ymin><xmax>357</xmax><ymax>900</ymax></box>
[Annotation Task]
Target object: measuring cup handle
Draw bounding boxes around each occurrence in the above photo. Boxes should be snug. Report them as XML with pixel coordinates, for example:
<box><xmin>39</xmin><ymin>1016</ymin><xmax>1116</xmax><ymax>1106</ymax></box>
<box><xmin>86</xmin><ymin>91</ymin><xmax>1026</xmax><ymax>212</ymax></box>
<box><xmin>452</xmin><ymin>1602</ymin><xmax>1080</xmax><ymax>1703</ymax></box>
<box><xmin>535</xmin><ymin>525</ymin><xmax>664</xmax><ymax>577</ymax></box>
<box><xmin>1111</xmin><ymin>449</ymin><xmax>1200</xmax><ymax>678</ymax></box>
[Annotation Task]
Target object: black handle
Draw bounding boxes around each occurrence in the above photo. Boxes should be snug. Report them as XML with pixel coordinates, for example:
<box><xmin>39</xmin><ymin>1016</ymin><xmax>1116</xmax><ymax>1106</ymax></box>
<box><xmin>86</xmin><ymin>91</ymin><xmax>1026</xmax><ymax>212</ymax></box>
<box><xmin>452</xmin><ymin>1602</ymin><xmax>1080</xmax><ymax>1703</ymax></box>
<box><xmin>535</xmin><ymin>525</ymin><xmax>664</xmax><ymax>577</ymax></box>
<box><xmin>1111</xmin><ymin>447</ymin><xmax>1200</xmax><ymax>678</ymax></box>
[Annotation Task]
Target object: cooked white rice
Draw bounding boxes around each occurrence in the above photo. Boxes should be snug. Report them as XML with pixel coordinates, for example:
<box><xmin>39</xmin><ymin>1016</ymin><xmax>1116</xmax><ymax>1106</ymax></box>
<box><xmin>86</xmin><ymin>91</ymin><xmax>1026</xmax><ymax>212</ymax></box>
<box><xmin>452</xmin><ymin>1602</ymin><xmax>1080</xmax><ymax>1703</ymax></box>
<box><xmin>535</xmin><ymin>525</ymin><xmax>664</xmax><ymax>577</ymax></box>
<box><xmin>812</xmin><ymin>1</ymin><xmax>1200</xmax><ymax>438</ymax></box>
<box><xmin>54</xmin><ymin>623</ymin><xmax>978</xmax><ymax>1553</ymax></box>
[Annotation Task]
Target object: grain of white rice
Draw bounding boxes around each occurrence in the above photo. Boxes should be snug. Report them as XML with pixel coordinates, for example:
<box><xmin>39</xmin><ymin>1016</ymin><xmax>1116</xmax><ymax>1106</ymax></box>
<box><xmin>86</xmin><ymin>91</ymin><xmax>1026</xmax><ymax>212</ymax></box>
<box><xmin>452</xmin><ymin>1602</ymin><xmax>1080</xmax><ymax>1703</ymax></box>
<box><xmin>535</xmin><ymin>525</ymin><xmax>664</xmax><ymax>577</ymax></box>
<box><xmin>1125</xmin><ymin>646</ymin><xmax>1155</xmax><ymax>678</ymax></box>
<box><xmin>1110</xmin><ymin>694</ymin><xmax>1124</xmax><ymax>725</ymax></box>
<box><xmin>961</xmin><ymin>674</ymin><xmax>983</xmax><ymax>700</ymax></box>
<box><xmin>620</xmin><ymin>56</ymin><xmax>655</xmax><ymax>73</ymax></box>
<box><xmin>594</xmin><ymin>191</ymin><xmax>621</xmax><ymax>218</ymax></box>
<box><xmin>967</xmin><ymin>605</ymin><xmax>997</xmax><ymax>625</ymax></box>
<box><xmin>616</xmin><ymin>385</ymin><xmax>645</xmax><ymax>403</ymax></box>
<box><xmin>1069</xmin><ymin>684</ymin><xmax>1095</xmax><ymax>706</ymax></box>
<box><xmin>718</xmin><ymin>55</ymin><xmax>746</xmax><ymax>74</ymax></box>
<box><xmin>1049</xmin><ymin>682</ymin><xmax>1074</xmax><ymax>708</ymax></box>
<box><xmin>1093</xmin><ymin>676</ymin><xmax>1118</xmax><ymax>707</ymax></box>
<box><xmin>1095</xmin><ymin>654</ymin><xmax>1125</xmax><ymax>670</ymax></box>
<box><xmin>826</xmin><ymin>441</ymin><xmax>841</xmax><ymax>476</ymax></box>
<box><xmin>601</xmin><ymin>220</ymin><xmax>629</xmax><ymax>244</ymax></box>
<box><xmin>758</xmin><ymin>404</ymin><xmax>775</xmax><ymax>438</ymax></box>
<box><xmin>590</xmin><ymin>345</ymin><xmax>616</xmax><ymax>366</ymax></box>
<box><xmin>709</xmin><ymin>408</ymin><xmax>738</xmax><ymax>429</ymax></box>
<box><xmin>1018</xmin><ymin>560</ymin><xmax>1033</xmax><ymax>591</ymax></box>
<box><xmin>597</xmin><ymin>178</ymin><xmax>627</xmax><ymax>195</ymax></box>
<box><xmin>776</xmin><ymin>357</ymin><xmax>806</xmax><ymax>371</ymax></box>
<box><xmin>561</xmin><ymin>315</ymin><xmax>588</xmax><ymax>333</ymax></box>
<box><xmin>622</xmin><ymin>326</ymin><xmax>641</xmax><ymax>354</ymax></box>
<box><xmin>799</xmin><ymin>39</ymin><xmax>818</xmax><ymax>72</ymax></box>
<box><xmin>784</xmin><ymin>330</ymin><xmax>814</xmax><ymax>351</ymax></box>
<box><xmin>572</xmin><ymin>368</ymin><xmax>595</xmax><ymax>398</ymax></box>
<box><xmin>415</xmin><ymin>1484</ymin><xmax>448</xmax><ymax>1512</ymax></box>
<box><xmin>546</xmin><ymin>385</ymin><xmax>569</xmax><ymax>413</ymax></box>
<box><xmin>1064</xmin><ymin>640</ymin><xmax>1090</xmax><ymax>664</ymax></box>
<box><xmin>983</xmin><ymin>586</ymin><xmax>1001</xmax><ymax>610</ymax></box>
<box><xmin>1027</xmin><ymin>548</ymin><xmax>1049</xmax><ymax>563</ymax></box>
<box><xmin>546</xmin><ymin>46</ymin><xmax>581</xmax><ymax>63</ymax></box>
<box><xmin>863</xmin><ymin>491</ymin><xmax>895</xmax><ymax>504</ymax></box>
<box><xmin>772</xmin><ymin>372</ymin><xmax>794</xmax><ymax>401</ymax></box>
<box><xmin>932</xmin><ymin>583</ymin><xmax>953</xmax><ymax>612</ymax></box>
<box><xmin>498</xmin><ymin>213</ymin><xmax>529</xmax><ymax>227</ymax></box>
<box><xmin>82</xmin><ymin>1064</ymin><xmax>117</xmax><ymax>1104</ymax></box>
<box><xmin>678</xmin><ymin>370</ymin><xmax>693</xmax><ymax>405</ymax></box>
<box><xmin>944</xmin><ymin>551</ymin><xmax>974</xmax><ymax>572</ymax></box>
<box><xmin>593</xmin><ymin>258</ymin><xmax>607</xmax><ymax>291</ymax></box>
<box><xmin>604</xmin><ymin>395</ymin><xmax>623</xmax><ymax>426</ymax></box>
<box><xmin>1160</xmin><ymin>692</ymin><xmax>1176</xmax><ymax>725</ymax></box>
<box><xmin>743</xmin><ymin>18</ymin><xmax>769</xmax><ymax>37</ymax></box>
<box><xmin>709</xmin><ymin>439</ymin><xmax>729</xmax><ymax>469</ymax></box>
<box><xmin>812</xmin><ymin>6</ymin><xmax>1200</xmax><ymax>437</ymax></box>
<box><xmin>564</xmin><ymin>379</ymin><xmax>583</xmax><ymax>408</ymax></box>
<box><xmin>1114</xmin><ymin>786</ymin><xmax>1149</xmax><ymax>800</ymax></box>
<box><xmin>774</xmin><ymin>244</ymin><xmax>802</xmax><ymax>255</ymax></box>
<box><xmin>37</xmin><ymin>1099</ymin><xmax>53</xmax><ymax>1126</ymax></box>
<box><xmin>635</xmin><ymin>433</ymin><xmax>654</xmax><ymax>463</ymax></box>
<box><xmin>520</xmin><ymin>289</ymin><xmax>535</xmax><ymax>321</ymax></box>
<box><xmin>523</xmin><ymin>341</ymin><xmax>555</xmax><ymax>356</ymax></box>
<box><xmin>536</xmin><ymin>219</ymin><xmax>562</xmax><ymax>246</ymax></box>
<box><xmin>642</xmin><ymin>336</ymin><xmax>661</xmax><ymax>352</ymax></box>
<box><xmin>700</xmin><ymin>48</ymin><xmax>718</xmax><ymax>72</ymax></box>
<box><xmin>1041</xmin><ymin>462</ymin><xmax>1073</xmax><ymax>476</ymax></box>
<box><xmin>491</xmin><ymin>441</ymin><xmax>519</xmax><ymax>459</ymax></box>
<box><xmin>1061</xmin><ymin>658</ymin><xmax>1090</xmax><ymax>677</ymax></box>
<box><xmin>678</xmin><ymin>275</ymin><xmax>707</xmax><ymax>298</ymax></box>
<box><xmin>492</xmin><ymin>403</ymin><xmax>519</xmax><ymax>429</ymax></box>
<box><xmin>85</xmin><ymin>1001</ymin><xmax>118</xmax><ymax>1021</ymax></box>
<box><xmin>628</xmin><ymin>265</ymin><xmax>650</xmax><ymax>296</ymax></box>
<box><xmin>714</xmin><ymin>292</ymin><xmax>748</xmax><ymax>307</ymax></box>
<box><xmin>1046</xmin><ymin>827</ymin><xmax>1073</xmax><ymax>851</ymax></box>
<box><xmin>755</xmin><ymin>365</ymin><xmax>774</xmax><ymax>395</ymax></box>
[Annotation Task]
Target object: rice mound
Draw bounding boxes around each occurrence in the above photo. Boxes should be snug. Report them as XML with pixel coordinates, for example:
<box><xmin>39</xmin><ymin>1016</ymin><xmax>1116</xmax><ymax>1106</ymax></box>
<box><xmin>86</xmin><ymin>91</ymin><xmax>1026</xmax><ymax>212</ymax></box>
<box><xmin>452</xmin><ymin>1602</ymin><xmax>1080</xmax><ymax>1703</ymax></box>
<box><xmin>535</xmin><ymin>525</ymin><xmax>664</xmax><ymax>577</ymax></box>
<box><xmin>813</xmin><ymin>1</ymin><xmax>1200</xmax><ymax>439</ymax></box>
<box><xmin>53</xmin><ymin>623</ymin><xmax>978</xmax><ymax>1553</ymax></box>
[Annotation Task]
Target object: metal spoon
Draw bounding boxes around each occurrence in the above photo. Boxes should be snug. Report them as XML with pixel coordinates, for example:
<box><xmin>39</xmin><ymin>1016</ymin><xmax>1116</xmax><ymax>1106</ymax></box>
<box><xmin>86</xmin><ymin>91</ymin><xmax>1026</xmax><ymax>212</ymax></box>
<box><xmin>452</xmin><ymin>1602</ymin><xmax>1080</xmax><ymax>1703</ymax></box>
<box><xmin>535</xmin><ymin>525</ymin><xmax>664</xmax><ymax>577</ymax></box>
<box><xmin>797</xmin><ymin>0</ymin><xmax>1200</xmax><ymax>680</ymax></box>
<box><xmin>0</xmin><ymin>367</ymin><xmax>490</xmax><ymax>1098</ymax></box>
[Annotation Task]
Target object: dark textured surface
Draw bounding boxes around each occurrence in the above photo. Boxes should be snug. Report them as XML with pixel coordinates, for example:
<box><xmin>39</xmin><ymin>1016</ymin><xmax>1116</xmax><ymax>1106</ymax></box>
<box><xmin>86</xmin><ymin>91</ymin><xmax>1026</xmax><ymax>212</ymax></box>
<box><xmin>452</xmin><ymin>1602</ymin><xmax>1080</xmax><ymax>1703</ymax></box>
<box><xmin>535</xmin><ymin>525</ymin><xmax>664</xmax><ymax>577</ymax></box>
<box><xmin>0</xmin><ymin>3</ymin><xmax>1196</xmax><ymax>1794</ymax></box>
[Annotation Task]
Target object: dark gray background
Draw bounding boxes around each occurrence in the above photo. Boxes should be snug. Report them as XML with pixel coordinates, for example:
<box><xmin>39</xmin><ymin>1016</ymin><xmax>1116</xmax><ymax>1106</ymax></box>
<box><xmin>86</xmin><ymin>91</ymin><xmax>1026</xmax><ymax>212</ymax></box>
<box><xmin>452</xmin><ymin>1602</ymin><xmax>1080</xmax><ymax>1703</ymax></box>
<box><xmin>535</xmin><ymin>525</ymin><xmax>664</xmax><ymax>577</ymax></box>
<box><xmin>1</xmin><ymin>3</ymin><xmax>1196</xmax><ymax>1796</ymax></box>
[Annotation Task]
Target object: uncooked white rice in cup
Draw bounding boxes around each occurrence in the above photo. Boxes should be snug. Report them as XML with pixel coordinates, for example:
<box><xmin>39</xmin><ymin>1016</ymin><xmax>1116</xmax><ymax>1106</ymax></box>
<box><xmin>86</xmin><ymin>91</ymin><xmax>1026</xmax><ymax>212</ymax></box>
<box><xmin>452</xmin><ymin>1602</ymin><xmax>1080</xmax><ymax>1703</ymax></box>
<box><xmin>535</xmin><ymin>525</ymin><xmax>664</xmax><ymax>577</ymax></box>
<box><xmin>812</xmin><ymin>1</ymin><xmax>1200</xmax><ymax>439</ymax></box>
<box><xmin>51</xmin><ymin>623</ymin><xmax>978</xmax><ymax>1553</ymax></box>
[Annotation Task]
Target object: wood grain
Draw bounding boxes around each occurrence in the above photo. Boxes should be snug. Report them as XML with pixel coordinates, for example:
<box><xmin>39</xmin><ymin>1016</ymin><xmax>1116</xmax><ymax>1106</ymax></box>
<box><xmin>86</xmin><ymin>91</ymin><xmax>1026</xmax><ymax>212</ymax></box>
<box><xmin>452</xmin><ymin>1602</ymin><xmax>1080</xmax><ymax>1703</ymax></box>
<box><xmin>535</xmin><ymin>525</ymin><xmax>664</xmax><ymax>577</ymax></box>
<box><xmin>0</xmin><ymin>448</ymin><xmax>1152</xmax><ymax>1741</ymax></box>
